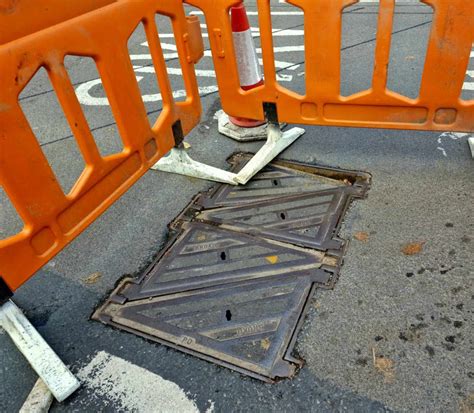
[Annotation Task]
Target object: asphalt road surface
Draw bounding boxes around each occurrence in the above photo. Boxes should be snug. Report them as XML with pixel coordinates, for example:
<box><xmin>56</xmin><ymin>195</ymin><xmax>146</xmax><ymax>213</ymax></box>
<box><xmin>1</xmin><ymin>1</ymin><xmax>473</xmax><ymax>412</ymax></box>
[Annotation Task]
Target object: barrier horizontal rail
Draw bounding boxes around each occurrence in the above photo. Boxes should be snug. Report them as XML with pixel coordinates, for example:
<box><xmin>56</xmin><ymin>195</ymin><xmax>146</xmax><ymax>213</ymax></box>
<box><xmin>0</xmin><ymin>0</ymin><xmax>203</xmax><ymax>293</ymax></box>
<box><xmin>188</xmin><ymin>0</ymin><xmax>474</xmax><ymax>132</ymax></box>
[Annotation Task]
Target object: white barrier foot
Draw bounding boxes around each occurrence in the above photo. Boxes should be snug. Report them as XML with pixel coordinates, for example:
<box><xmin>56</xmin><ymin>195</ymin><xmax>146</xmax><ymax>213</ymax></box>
<box><xmin>20</xmin><ymin>378</ymin><xmax>54</xmax><ymax>413</ymax></box>
<box><xmin>0</xmin><ymin>300</ymin><xmax>80</xmax><ymax>403</ymax></box>
<box><xmin>234</xmin><ymin>124</ymin><xmax>305</xmax><ymax>185</ymax></box>
<box><xmin>151</xmin><ymin>147</ymin><xmax>239</xmax><ymax>185</ymax></box>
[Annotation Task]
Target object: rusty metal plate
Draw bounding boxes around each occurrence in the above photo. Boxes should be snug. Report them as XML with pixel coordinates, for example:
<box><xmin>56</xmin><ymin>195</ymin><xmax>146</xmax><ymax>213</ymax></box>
<box><xmin>199</xmin><ymin>153</ymin><xmax>369</xmax><ymax>208</ymax></box>
<box><xmin>115</xmin><ymin>222</ymin><xmax>334</xmax><ymax>300</ymax></box>
<box><xmin>95</xmin><ymin>276</ymin><xmax>316</xmax><ymax>381</ymax></box>
<box><xmin>197</xmin><ymin>190</ymin><xmax>348</xmax><ymax>251</ymax></box>
<box><xmin>94</xmin><ymin>155</ymin><xmax>370</xmax><ymax>381</ymax></box>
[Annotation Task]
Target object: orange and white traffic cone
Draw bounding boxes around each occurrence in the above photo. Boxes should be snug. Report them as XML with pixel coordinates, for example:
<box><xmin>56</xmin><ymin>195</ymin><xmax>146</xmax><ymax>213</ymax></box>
<box><xmin>217</xmin><ymin>2</ymin><xmax>269</xmax><ymax>141</ymax></box>
<box><xmin>228</xmin><ymin>2</ymin><xmax>265</xmax><ymax>128</ymax></box>
<box><xmin>154</xmin><ymin>8</ymin><xmax>305</xmax><ymax>185</ymax></box>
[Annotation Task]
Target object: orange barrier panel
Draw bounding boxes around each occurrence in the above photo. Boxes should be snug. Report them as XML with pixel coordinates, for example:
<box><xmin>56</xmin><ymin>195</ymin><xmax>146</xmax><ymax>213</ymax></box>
<box><xmin>188</xmin><ymin>0</ymin><xmax>473</xmax><ymax>132</ymax></box>
<box><xmin>0</xmin><ymin>0</ymin><xmax>203</xmax><ymax>293</ymax></box>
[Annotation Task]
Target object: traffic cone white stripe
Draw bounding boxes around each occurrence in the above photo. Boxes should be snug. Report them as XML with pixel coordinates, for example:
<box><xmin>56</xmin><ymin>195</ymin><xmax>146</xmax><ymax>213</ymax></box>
<box><xmin>229</xmin><ymin>2</ymin><xmax>265</xmax><ymax>127</ymax></box>
<box><xmin>233</xmin><ymin>30</ymin><xmax>263</xmax><ymax>88</ymax></box>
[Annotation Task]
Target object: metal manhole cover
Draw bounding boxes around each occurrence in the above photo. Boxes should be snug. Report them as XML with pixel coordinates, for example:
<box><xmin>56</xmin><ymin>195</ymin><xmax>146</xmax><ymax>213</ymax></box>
<box><xmin>94</xmin><ymin>154</ymin><xmax>370</xmax><ymax>382</ymax></box>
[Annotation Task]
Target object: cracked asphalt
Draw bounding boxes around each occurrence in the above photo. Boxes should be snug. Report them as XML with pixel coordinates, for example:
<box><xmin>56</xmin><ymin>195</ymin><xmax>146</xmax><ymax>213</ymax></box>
<box><xmin>1</xmin><ymin>1</ymin><xmax>473</xmax><ymax>412</ymax></box>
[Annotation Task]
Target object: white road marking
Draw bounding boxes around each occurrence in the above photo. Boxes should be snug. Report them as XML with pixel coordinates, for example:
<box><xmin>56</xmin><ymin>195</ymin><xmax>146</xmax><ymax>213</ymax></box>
<box><xmin>190</xmin><ymin>10</ymin><xmax>304</xmax><ymax>16</ymax></box>
<box><xmin>256</xmin><ymin>45</ymin><xmax>304</xmax><ymax>54</ymax></box>
<box><xmin>134</xmin><ymin>65</ymin><xmax>293</xmax><ymax>83</ymax></box>
<box><xmin>130</xmin><ymin>51</ymin><xmax>298</xmax><ymax>70</ymax></box>
<box><xmin>76</xmin><ymin>75</ymin><xmax>219</xmax><ymax>105</ymax></box>
<box><xmin>468</xmin><ymin>137</ymin><xmax>474</xmax><ymax>159</ymax></box>
<box><xmin>79</xmin><ymin>13</ymin><xmax>305</xmax><ymax>107</ymax></box>
<box><xmin>277</xmin><ymin>73</ymin><xmax>293</xmax><ymax>82</ymax></box>
<box><xmin>463</xmin><ymin>82</ymin><xmax>474</xmax><ymax>91</ymax></box>
<box><xmin>77</xmin><ymin>351</ymin><xmax>208</xmax><ymax>413</ymax></box>
<box><xmin>135</xmin><ymin>66</ymin><xmax>216</xmax><ymax>77</ymax></box>
<box><xmin>145</xmin><ymin>28</ymin><xmax>304</xmax><ymax>40</ymax></box>
<box><xmin>437</xmin><ymin>147</ymin><xmax>447</xmax><ymax>157</ymax></box>
<box><xmin>436</xmin><ymin>132</ymin><xmax>473</xmax><ymax>158</ymax></box>
<box><xmin>131</xmin><ymin>52</ymin><xmax>179</xmax><ymax>59</ymax></box>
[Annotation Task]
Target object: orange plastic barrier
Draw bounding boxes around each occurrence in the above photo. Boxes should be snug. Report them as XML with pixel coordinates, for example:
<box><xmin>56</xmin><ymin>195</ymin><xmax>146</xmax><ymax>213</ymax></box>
<box><xmin>0</xmin><ymin>0</ymin><xmax>203</xmax><ymax>293</ymax></box>
<box><xmin>188</xmin><ymin>0</ymin><xmax>473</xmax><ymax>131</ymax></box>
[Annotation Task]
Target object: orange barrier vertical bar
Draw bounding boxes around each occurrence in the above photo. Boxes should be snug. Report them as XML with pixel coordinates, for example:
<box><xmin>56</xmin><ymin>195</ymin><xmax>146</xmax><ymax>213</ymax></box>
<box><xmin>372</xmin><ymin>0</ymin><xmax>395</xmax><ymax>95</ymax></box>
<box><xmin>420</xmin><ymin>0</ymin><xmax>473</xmax><ymax>107</ymax></box>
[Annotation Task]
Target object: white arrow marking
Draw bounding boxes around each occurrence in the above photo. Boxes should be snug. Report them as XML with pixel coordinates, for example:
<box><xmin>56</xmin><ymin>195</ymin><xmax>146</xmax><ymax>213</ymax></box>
<box><xmin>77</xmin><ymin>352</ymin><xmax>207</xmax><ymax>412</ymax></box>
<box><xmin>76</xmin><ymin>76</ymin><xmax>219</xmax><ymax>105</ymax></box>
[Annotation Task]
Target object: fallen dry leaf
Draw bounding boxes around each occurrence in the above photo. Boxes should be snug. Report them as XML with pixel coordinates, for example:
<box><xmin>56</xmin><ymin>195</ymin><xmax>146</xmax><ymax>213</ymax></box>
<box><xmin>265</xmin><ymin>255</ymin><xmax>279</xmax><ymax>264</ymax></box>
<box><xmin>354</xmin><ymin>231</ymin><xmax>369</xmax><ymax>242</ymax></box>
<box><xmin>459</xmin><ymin>393</ymin><xmax>474</xmax><ymax>413</ymax></box>
<box><xmin>82</xmin><ymin>272</ymin><xmax>102</xmax><ymax>284</ymax></box>
<box><xmin>402</xmin><ymin>241</ymin><xmax>425</xmax><ymax>256</ymax></box>
<box><xmin>372</xmin><ymin>348</ymin><xmax>395</xmax><ymax>383</ymax></box>
<box><xmin>260</xmin><ymin>338</ymin><xmax>271</xmax><ymax>351</ymax></box>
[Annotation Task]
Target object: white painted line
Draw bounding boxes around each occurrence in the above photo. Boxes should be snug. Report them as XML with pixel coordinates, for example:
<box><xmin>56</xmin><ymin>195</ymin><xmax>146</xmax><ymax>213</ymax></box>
<box><xmin>129</xmin><ymin>51</ymin><xmax>297</xmax><ymax>71</ymax></box>
<box><xmin>190</xmin><ymin>10</ymin><xmax>303</xmax><ymax>16</ymax></box>
<box><xmin>437</xmin><ymin>132</ymin><xmax>473</xmax><ymax>159</ymax></box>
<box><xmin>135</xmin><ymin>66</ymin><xmax>216</xmax><ymax>78</ymax></box>
<box><xmin>135</xmin><ymin>65</ymin><xmax>293</xmax><ymax>83</ymax></box>
<box><xmin>448</xmin><ymin>132</ymin><xmax>470</xmax><ymax>139</ymax></box>
<box><xmin>76</xmin><ymin>75</ymin><xmax>219</xmax><ymax>105</ymax></box>
<box><xmin>130</xmin><ymin>53</ymin><xmax>179</xmax><ymax>60</ymax></box>
<box><xmin>141</xmin><ymin>42</ymin><xmax>177</xmax><ymax>50</ymax></box>
<box><xmin>77</xmin><ymin>351</ymin><xmax>207</xmax><ymax>412</ymax></box>
<box><xmin>256</xmin><ymin>45</ymin><xmax>304</xmax><ymax>54</ymax></box>
<box><xmin>467</xmin><ymin>70</ymin><xmax>474</xmax><ymax>78</ymax></box>
<box><xmin>463</xmin><ymin>82</ymin><xmax>474</xmax><ymax>91</ymax></box>
<box><xmin>19</xmin><ymin>378</ymin><xmax>53</xmax><ymax>413</ymax></box>
<box><xmin>468</xmin><ymin>137</ymin><xmax>474</xmax><ymax>159</ymax></box>
<box><xmin>437</xmin><ymin>147</ymin><xmax>447</xmax><ymax>157</ymax></box>
<box><xmin>254</xmin><ymin>28</ymin><xmax>304</xmax><ymax>36</ymax></box>
<box><xmin>277</xmin><ymin>73</ymin><xmax>293</xmax><ymax>82</ymax></box>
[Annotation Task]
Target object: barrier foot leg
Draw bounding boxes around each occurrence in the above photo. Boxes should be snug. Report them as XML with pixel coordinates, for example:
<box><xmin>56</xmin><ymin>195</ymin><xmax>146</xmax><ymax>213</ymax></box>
<box><xmin>235</xmin><ymin>124</ymin><xmax>305</xmax><ymax>185</ymax></box>
<box><xmin>0</xmin><ymin>300</ymin><xmax>80</xmax><ymax>403</ymax></box>
<box><xmin>151</xmin><ymin>147</ymin><xmax>239</xmax><ymax>185</ymax></box>
<box><xmin>20</xmin><ymin>378</ymin><xmax>54</xmax><ymax>413</ymax></box>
